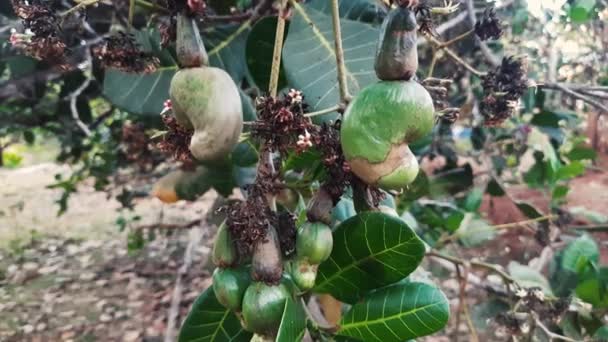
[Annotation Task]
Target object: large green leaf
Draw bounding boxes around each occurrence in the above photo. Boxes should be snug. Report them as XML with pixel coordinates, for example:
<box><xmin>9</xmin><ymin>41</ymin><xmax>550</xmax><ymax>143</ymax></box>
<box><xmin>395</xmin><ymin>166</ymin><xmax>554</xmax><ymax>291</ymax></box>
<box><xmin>276</xmin><ymin>296</ymin><xmax>307</xmax><ymax>342</ymax></box>
<box><xmin>178</xmin><ymin>286</ymin><xmax>252</xmax><ymax>342</ymax></box>
<box><xmin>104</xmin><ymin>22</ymin><xmax>250</xmax><ymax>116</ymax></box>
<box><xmin>307</xmin><ymin>0</ymin><xmax>387</xmax><ymax>24</ymax></box>
<box><xmin>246</xmin><ymin>16</ymin><xmax>289</xmax><ymax>91</ymax></box>
<box><xmin>338</xmin><ymin>282</ymin><xmax>449</xmax><ymax>341</ymax></box>
<box><xmin>283</xmin><ymin>3</ymin><xmax>379</xmax><ymax>121</ymax></box>
<box><xmin>314</xmin><ymin>212</ymin><xmax>426</xmax><ymax>304</ymax></box>
<box><xmin>561</xmin><ymin>234</ymin><xmax>599</xmax><ymax>274</ymax></box>
<box><xmin>508</xmin><ymin>261</ymin><xmax>553</xmax><ymax>295</ymax></box>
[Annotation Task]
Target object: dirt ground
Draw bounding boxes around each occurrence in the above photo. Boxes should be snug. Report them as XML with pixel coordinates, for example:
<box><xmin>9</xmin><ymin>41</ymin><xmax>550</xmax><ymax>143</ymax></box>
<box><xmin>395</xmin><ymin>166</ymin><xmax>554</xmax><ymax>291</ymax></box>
<box><xmin>0</xmin><ymin>153</ymin><xmax>607</xmax><ymax>341</ymax></box>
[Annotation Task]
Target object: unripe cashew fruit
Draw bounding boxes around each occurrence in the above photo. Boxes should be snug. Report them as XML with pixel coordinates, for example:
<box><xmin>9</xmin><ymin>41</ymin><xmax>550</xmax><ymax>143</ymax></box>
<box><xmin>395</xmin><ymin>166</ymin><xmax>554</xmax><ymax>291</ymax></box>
<box><xmin>251</xmin><ymin>226</ymin><xmax>283</xmax><ymax>283</ymax></box>
<box><xmin>341</xmin><ymin>80</ymin><xmax>434</xmax><ymax>190</ymax></box>
<box><xmin>375</xmin><ymin>6</ymin><xmax>418</xmax><ymax>81</ymax></box>
<box><xmin>212</xmin><ymin>267</ymin><xmax>250</xmax><ymax>312</ymax></box>
<box><xmin>169</xmin><ymin>67</ymin><xmax>243</xmax><ymax>162</ymax></box>
<box><xmin>152</xmin><ymin>166</ymin><xmax>211</xmax><ymax>203</ymax></box>
<box><xmin>212</xmin><ymin>220</ymin><xmax>238</xmax><ymax>268</ymax></box>
<box><xmin>241</xmin><ymin>282</ymin><xmax>289</xmax><ymax>336</ymax></box>
<box><xmin>287</xmin><ymin>259</ymin><xmax>318</xmax><ymax>292</ymax></box>
<box><xmin>296</xmin><ymin>222</ymin><xmax>333</xmax><ymax>264</ymax></box>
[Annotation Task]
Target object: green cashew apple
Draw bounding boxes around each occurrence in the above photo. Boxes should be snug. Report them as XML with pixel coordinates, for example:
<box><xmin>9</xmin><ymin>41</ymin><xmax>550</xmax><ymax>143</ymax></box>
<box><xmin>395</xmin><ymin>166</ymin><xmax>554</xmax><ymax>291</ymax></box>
<box><xmin>287</xmin><ymin>259</ymin><xmax>318</xmax><ymax>292</ymax></box>
<box><xmin>169</xmin><ymin>67</ymin><xmax>243</xmax><ymax>163</ymax></box>
<box><xmin>212</xmin><ymin>220</ymin><xmax>238</xmax><ymax>268</ymax></box>
<box><xmin>241</xmin><ymin>282</ymin><xmax>290</xmax><ymax>336</ymax></box>
<box><xmin>212</xmin><ymin>267</ymin><xmax>250</xmax><ymax>312</ymax></box>
<box><xmin>341</xmin><ymin>81</ymin><xmax>434</xmax><ymax>190</ymax></box>
<box><xmin>296</xmin><ymin>222</ymin><xmax>333</xmax><ymax>264</ymax></box>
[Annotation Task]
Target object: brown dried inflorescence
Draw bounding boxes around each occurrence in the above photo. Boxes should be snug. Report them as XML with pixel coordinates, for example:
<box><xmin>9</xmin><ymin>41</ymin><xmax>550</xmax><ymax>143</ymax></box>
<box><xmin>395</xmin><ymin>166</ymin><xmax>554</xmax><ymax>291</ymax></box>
<box><xmin>93</xmin><ymin>32</ymin><xmax>160</xmax><ymax>73</ymax></box>
<box><xmin>251</xmin><ymin>90</ymin><xmax>315</xmax><ymax>155</ymax></box>
<box><xmin>121</xmin><ymin>121</ymin><xmax>155</xmax><ymax>170</ymax></box>
<box><xmin>157</xmin><ymin>114</ymin><xmax>195</xmax><ymax>167</ymax></box>
<box><xmin>416</xmin><ymin>3</ymin><xmax>436</xmax><ymax>36</ymax></box>
<box><xmin>10</xmin><ymin>0</ymin><xmax>68</xmax><ymax>64</ymax></box>
<box><xmin>313</xmin><ymin>121</ymin><xmax>353</xmax><ymax>203</ymax></box>
<box><xmin>475</xmin><ymin>7</ymin><xmax>503</xmax><ymax>41</ymax></box>
<box><xmin>277</xmin><ymin>212</ymin><xmax>297</xmax><ymax>257</ymax></box>
<box><xmin>481</xmin><ymin>56</ymin><xmax>528</xmax><ymax>126</ymax></box>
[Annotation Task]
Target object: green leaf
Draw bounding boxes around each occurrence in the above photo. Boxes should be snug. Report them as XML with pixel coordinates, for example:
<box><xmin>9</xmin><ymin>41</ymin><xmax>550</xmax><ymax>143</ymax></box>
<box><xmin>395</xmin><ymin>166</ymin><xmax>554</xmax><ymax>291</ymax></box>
<box><xmin>283</xmin><ymin>3</ymin><xmax>379</xmax><ymax>121</ymax></box>
<box><xmin>246</xmin><ymin>16</ymin><xmax>289</xmax><ymax>91</ymax></box>
<box><xmin>338</xmin><ymin>282</ymin><xmax>449</xmax><ymax>341</ymax></box>
<box><xmin>511</xmin><ymin>8</ymin><xmax>528</xmax><ymax>35</ymax></box>
<box><xmin>594</xmin><ymin>326</ymin><xmax>608</xmax><ymax>339</ymax></box>
<box><xmin>400</xmin><ymin>171</ymin><xmax>430</xmax><ymax>203</ymax></box>
<box><xmin>552</xmin><ymin>185</ymin><xmax>569</xmax><ymax>201</ymax></box>
<box><xmin>462</xmin><ymin>188</ymin><xmax>484</xmax><ymax>212</ymax></box>
<box><xmin>103</xmin><ymin>67</ymin><xmax>176</xmax><ymax>116</ymax></box>
<box><xmin>566</xmin><ymin>146</ymin><xmax>597</xmax><ymax>161</ymax></box>
<box><xmin>6</xmin><ymin>56</ymin><xmax>38</xmax><ymax>79</ymax></box>
<box><xmin>314</xmin><ymin>212</ymin><xmax>426</xmax><ymax>304</ymax></box>
<box><xmin>556</xmin><ymin>161</ymin><xmax>585</xmax><ymax>180</ymax></box>
<box><xmin>232</xmin><ymin>140</ymin><xmax>258</xmax><ymax>167</ymax></box>
<box><xmin>203</xmin><ymin>23</ymin><xmax>251</xmax><ymax>82</ymax></box>
<box><xmin>514</xmin><ymin>201</ymin><xmax>543</xmax><ymax>219</ymax></box>
<box><xmin>307</xmin><ymin>0</ymin><xmax>387</xmax><ymax>24</ymax></box>
<box><xmin>457</xmin><ymin>214</ymin><xmax>495</xmax><ymax>247</ymax></box>
<box><xmin>332</xmin><ymin>197</ymin><xmax>357</xmax><ymax>226</ymax></box>
<box><xmin>561</xmin><ymin>234</ymin><xmax>599</xmax><ymax>274</ymax></box>
<box><xmin>486</xmin><ymin>178</ymin><xmax>506</xmax><ymax>197</ymax></box>
<box><xmin>276</xmin><ymin>296</ymin><xmax>307</xmax><ymax>342</ymax></box>
<box><xmin>178</xmin><ymin>286</ymin><xmax>252</xmax><ymax>342</ymax></box>
<box><xmin>508</xmin><ymin>261</ymin><xmax>553</xmax><ymax>295</ymax></box>
<box><xmin>569</xmin><ymin>0</ymin><xmax>596</xmax><ymax>23</ymax></box>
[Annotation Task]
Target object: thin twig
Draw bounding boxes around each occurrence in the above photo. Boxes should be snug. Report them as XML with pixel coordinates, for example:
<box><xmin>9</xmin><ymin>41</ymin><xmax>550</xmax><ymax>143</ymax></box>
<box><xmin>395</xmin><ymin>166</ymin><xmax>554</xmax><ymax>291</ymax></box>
<box><xmin>304</xmin><ymin>105</ymin><xmax>342</xmax><ymax>118</ymax></box>
<box><xmin>60</xmin><ymin>0</ymin><xmax>100</xmax><ymax>17</ymax></box>
<box><xmin>268</xmin><ymin>0</ymin><xmax>288</xmax><ymax>97</ymax></box>
<box><xmin>330</xmin><ymin>0</ymin><xmax>351</xmax><ymax>103</ymax></box>
<box><xmin>69</xmin><ymin>50</ymin><xmax>94</xmax><ymax>137</ymax></box>
<box><xmin>533</xmin><ymin>315</ymin><xmax>578</xmax><ymax>342</ymax></box>
<box><xmin>457</xmin><ymin>265</ymin><xmax>479</xmax><ymax>342</ymax></box>
<box><xmin>537</xmin><ymin>82</ymin><xmax>608</xmax><ymax>114</ymax></box>
<box><xmin>440</xmin><ymin>29</ymin><xmax>474</xmax><ymax>47</ymax></box>
<box><xmin>427</xmin><ymin>250</ymin><xmax>517</xmax><ymax>286</ymax></box>
<box><xmin>424</xmin><ymin>33</ymin><xmax>487</xmax><ymax>77</ymax></box>
<box><xmin>134</xmin><ymin>219</ymin><xmax>202</xmax><ymax>231</ymax></box>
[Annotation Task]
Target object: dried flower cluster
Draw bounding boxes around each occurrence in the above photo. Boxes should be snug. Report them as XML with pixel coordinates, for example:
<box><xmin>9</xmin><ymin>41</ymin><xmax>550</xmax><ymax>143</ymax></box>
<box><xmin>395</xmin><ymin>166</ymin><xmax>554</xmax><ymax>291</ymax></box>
<box><xmin>314</xmin><ymin>122</ymin><xmax>353</xmax><ymax>202</ymax></box>
<box><xmin>10</xmin><ymin>0</ymin><xmax>68</xmax><ymax>64</ymax></box>
<box><xmin>157</xmin><ymin>110</ymin><xmax>195</xmax><ymax>167</ymax></box>
<box><xmin>416</xmin><ymin>4</ymin><xmax>436</xmax><ymax>36</ymax></box>
<box><xmin>251</xmin><ymin>89</ymin><xmax>315</xmax><ymax>155</ymax></box>
<box><xmin>475</xmin><ymin>8</ymin><xmax>503</xmax><ymax>41</ymax></box>
<box><xmin>481</xmin><ymin>56</ymin><xmax>528</xmax><ymax>126</ymax></box>
<box><xmin>92</xmin><ymin>32</ymin><xmax>160</xmax><ymax>74</ymax></box>
<box><xmin>121</xmin><ymin>121</ymin><xmax>155</xmax><ymax>170</ymax></box>
<box><xmin>277</xmin><ymin>212</ymin><xmax>297</xmax><ymax>257</ymax></box>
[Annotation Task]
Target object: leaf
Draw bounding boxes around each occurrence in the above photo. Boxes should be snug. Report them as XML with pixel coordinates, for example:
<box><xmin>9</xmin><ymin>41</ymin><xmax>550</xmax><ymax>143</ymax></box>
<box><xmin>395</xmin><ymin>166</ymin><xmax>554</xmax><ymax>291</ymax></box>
<box><xmin>462</xmin><ymin>188</ymin><xmax>484</xmax><ymax>212</ymax></box>
<box><xmin>594</xmin><ymin>326</ymin><xmax>608</xmax><ymax>339</ymax></box>
<box><xmin>314</xmin><ymin>212</ymin><xmax>426</xmax><ymax>304</ymax></box>
<box><xmin>178</xmin><ymin>286</ymin><xmax>252</xmax><ymax>342</ymax></box>
<box><xmin>514</xmin><ymin>201</ymin><xmax>543</xmax><ymax>219</ymax></box>
<box><xmin>246</xmin><ymin>16</ymin><xmax>289</xmax><ymax>91</ymax></box>
<box><xmin>276</xmin><ymin>296</ymin><xmax>307</xmax><ymax>342</ymax></box>
<box><xmin>556</xmin><ymin>161</ymin><xmax>585</xmax><ymax>180</ymax></box>
<box><xmin>337</xmin><ymin>282</ymin><xmax>449</xmax><ymax>341</ymax></box>
<box><xmin>508</xmin><ymin>261</ymin><xmax>553</xmax><ymax>295</ymax></box>
<box><xmin>486</xmin><ymin>178</ymin><xmax>506</xmax><ymax>197</ymax></box>
<box><xmin>332</xmin><ymin>197</ymin><xmax>357</xmax><ymax>226</ymax></box>
<box><xmin>552</xmin><ymin>185</ymin><xmax>569</xmax><ymax>201</ymax></box>
<box><xmin>283</xmin><ymin>3</ymin><xmax>379</xmax><ymax>121</ymax></box>
<box><xmin>103</xmin><ymin>67</ymin><xmax>176</xmax><ymax>116</ymax></box>
<box><xmin>561</xmin><ymin>234</ymin><xmax>599</xmax><ymax>274</ymax></box>
<box><xmin>471</xmin><ymin>299</ymin><xmax>509</xmax><ymax>331</ymax></box>
<box><xmin>203</xmin><ymin>23</ymin><xmax>251</xmax><ymax>82</ymax></box>
<box><xmin>457</xmin><ymin>214</ymin><xmax>495</xmax><ymax>247</ymax></box>
<box><xmin>569</xmin><ymin>0</ymin><xmax>597</xmax><ymax>23</ymax></box>
<box><xmin>307</xmin><ymin>0</ymin><xmax>387</xmax><ymax>24</ymax></box>
<box><xmin>566</xmin><ymin>146</ymin><xmax>597</xmax><ymax>161</ymax></box>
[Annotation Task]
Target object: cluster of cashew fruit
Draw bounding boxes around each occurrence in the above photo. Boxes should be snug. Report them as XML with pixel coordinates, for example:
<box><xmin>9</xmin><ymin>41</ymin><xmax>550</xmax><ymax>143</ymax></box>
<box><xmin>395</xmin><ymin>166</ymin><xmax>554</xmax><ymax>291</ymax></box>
<box><xmin>341</xmin><ymin>2</ymin><xmax>434</xmax><ymax>191</ymax></box>
<box><xmin>211</xmin><ymin>220</ymin><xmax>333</xmax><ymax>340</ymax></box>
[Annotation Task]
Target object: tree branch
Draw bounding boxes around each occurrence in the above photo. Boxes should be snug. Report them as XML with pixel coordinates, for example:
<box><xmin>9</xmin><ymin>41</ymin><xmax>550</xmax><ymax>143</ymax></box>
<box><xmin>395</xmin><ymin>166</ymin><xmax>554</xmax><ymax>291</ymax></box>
<box><xmin>330</xmin><ymin>0</ymin><xmax>351</xmax><ymax>103</ymax></box>
<box><xmin>537</xmin><ymin>82</ymin><xmax>608</xmax><ymax>115</ymax></box>
<box><xmin>67</xmin><ymin>50</ymin><xmax>94</xmax><ymax>137</ymax></box>
<box><xmin>268</xmin><ymin>0</ymin><xmax>288</xmax><ymax>97</ymax></box>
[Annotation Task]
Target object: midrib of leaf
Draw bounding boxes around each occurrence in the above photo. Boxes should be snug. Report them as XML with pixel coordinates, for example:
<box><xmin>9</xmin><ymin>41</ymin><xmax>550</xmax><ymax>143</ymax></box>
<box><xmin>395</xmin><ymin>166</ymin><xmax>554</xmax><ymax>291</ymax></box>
<box><xmin>208</xmin><ymin>21</ymin><xmax>252</xmax><ymax>56</ymax></box>
<box><xmin>188</xmin><ymin>309</ymin><xmax>231</xmax><ymax>342</ymax></box>
<box><xmin>340</xmin><ymin>302</ymin><xmax>444</xmax><ymax>330</ymax></box>
<box><xmin>291</xmin><ymin>2</ymin><xmax>359</xmax><ymax>90</ymax></box>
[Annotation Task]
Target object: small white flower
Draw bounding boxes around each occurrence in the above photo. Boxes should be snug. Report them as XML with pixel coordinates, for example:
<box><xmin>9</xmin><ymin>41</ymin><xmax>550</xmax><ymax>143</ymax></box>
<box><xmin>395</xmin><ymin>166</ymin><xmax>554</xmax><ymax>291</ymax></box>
<box><xmin>161</xmin><ymin>99</ymin><xmax>172</xmax><ymax>115</ymax></box>
<box><xmin>296</xmin><ymin>129</ymin><xmax>313</xmax><ymax>148</ymax></box>
<box><xmin>520</xmin><ymin>322</ymin><xmax>530</xmax><ymax>334</ymax></box>
<box><xmin>532</xmin><ymin>289</ymin><xmax>545</xmax><ymax>302</ymax></box>
<box><xmin>515</xmin><ymin>288</ymin><xmax>528</xmax><ymax>298</ymax></box>
<box><xmin>288</xmin><ymin>89</ymin><xmax>303</xmax><ymax>104</ymax></box>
